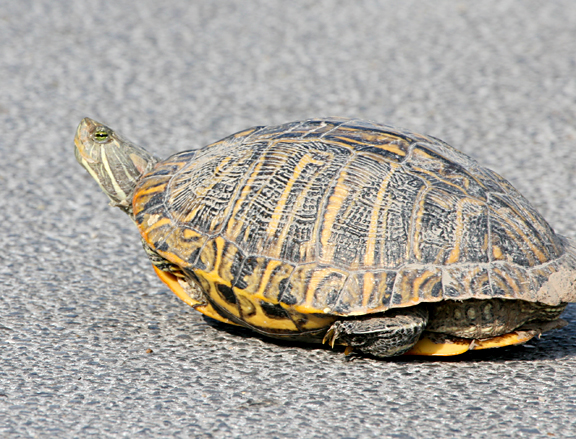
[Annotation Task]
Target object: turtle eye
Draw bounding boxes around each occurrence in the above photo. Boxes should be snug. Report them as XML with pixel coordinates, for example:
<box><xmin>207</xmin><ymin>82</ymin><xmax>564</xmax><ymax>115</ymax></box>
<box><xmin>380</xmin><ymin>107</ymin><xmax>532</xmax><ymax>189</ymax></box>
<box><xmin>93</xmin><ymin>129</ymin><xmax>111</xmax><ymax>143</ymax></box>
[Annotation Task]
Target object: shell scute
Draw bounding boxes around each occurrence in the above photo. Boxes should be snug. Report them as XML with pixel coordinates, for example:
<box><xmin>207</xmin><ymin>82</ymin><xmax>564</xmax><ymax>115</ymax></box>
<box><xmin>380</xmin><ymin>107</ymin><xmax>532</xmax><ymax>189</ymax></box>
<box><xmin>407</xmin><ymin>145</ymin><xmax>490</xmax><ymax>201</ymax></box>
<box><xmin>413</xmin><ymin>189</ymin><xmax>490</xmax><ymax>265</ymax></box>
<box><xmin>488</xmin><ymin>193</ymin><xmax>557</xmax><ymax>267</ymax></box>
<box><xmin>223</xmin><ymin>140</ymin><xmax>352</xmax><ymax>263</ymax></box>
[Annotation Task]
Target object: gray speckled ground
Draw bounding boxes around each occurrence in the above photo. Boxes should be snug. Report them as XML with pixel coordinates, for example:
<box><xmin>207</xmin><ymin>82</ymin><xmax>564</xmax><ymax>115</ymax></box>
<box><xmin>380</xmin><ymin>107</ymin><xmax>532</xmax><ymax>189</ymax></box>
<box><xmin>1</xmin><ymin>1</ymin><xmax>576</xmax><ymax>438</ymax></box>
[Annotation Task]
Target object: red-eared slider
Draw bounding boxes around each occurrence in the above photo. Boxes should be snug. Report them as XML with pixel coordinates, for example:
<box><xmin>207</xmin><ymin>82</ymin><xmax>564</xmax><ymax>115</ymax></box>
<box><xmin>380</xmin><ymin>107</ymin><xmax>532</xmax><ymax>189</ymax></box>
<box><xmin>75</xmin><ymin>117</ymin><xmax>576</xmax><ymax>357</ymax></box>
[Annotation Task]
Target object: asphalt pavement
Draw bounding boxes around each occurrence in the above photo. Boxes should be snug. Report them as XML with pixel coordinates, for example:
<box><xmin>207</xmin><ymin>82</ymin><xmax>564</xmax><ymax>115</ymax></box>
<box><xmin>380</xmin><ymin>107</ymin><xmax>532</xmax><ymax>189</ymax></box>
<box><xmin>1</xmin><ymin>1</ymin><xmax>576</xmax><ymax>437</ymax></box>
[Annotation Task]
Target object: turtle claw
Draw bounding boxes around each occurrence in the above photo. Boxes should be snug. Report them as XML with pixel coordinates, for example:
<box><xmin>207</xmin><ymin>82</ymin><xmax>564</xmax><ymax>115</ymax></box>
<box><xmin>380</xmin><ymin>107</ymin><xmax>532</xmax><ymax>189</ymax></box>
<box><xmin>322</xmin><ymin>327</ymin><xmax>336</xmax><ymax>348</ymax></box>
<box><xmin>322</xmin><ymin>324</ymin><xmax>343</xmax><ymax>348</ymax></box>
<box><xmin>323</xmin><ymin>324</ymin><xmax>354</xmax><ymax>354</ymax></box>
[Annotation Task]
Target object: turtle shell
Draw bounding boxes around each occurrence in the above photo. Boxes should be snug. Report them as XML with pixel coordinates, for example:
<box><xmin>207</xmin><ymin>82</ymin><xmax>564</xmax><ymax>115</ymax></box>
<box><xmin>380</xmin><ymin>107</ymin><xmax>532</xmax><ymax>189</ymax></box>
<box><xmin>133</xmin><ymin>118</ymin><xmax>576</xmax><ymax>334</ymax></box>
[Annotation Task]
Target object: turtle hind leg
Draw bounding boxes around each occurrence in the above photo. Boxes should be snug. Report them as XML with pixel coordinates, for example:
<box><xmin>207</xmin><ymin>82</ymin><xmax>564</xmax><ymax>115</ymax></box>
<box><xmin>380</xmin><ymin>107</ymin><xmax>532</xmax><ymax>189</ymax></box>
<box><xmin>324</xmin><ymin>306</ymin><xmax>429</xmax><ymax>358</ymax></box>
<box><xmin>426</xmin><ymin>299</ymin><xmax>567</xmax><ymax>339</ymax></box>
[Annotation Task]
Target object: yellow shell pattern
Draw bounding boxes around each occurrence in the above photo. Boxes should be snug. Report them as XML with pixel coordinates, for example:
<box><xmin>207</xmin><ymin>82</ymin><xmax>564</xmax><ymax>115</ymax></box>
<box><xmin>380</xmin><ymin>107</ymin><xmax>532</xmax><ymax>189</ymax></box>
<box><xmin>133</xmin><ymin>118</ymin><xmax>575</xmax><ymax>338</ymax></box>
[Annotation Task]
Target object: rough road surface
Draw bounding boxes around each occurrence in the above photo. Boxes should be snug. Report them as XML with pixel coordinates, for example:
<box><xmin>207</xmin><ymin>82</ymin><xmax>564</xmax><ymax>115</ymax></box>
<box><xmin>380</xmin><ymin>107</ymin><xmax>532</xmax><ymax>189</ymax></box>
<box><xmin>1</xmin><ymin>1</ymin><xmax>576</xmax><ymax>438</ymax></box>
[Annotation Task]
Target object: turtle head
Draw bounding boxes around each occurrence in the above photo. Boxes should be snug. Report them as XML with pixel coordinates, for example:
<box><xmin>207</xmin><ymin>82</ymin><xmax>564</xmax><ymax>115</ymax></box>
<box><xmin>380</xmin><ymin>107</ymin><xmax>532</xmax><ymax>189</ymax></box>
<box><xmin>74</xmin><ymin>117</ymin><xmax>158</xmax><ymax>216</ymax></box>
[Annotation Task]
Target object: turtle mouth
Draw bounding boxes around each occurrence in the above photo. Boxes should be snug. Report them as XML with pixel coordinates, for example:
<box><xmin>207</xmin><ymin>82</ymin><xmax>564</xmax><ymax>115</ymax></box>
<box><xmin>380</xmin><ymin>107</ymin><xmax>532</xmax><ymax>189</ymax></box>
<box><xmin>74</xmin><ymin>118</ymin><xmax>99</xmax><ymax>164</ymax></box>
<box><xmin>74</xmin><ymin>136</ymin><xmax>96</xmax><ymax>164</ymax></box>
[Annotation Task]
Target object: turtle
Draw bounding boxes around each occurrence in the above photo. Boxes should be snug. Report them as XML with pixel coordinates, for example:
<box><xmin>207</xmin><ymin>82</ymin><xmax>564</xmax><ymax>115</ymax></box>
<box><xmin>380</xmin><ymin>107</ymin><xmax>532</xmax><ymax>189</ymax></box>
<box><xmin>74</xmin><ymin>117</ymin><xmax>576</xmax><ymax>357</ymax></box>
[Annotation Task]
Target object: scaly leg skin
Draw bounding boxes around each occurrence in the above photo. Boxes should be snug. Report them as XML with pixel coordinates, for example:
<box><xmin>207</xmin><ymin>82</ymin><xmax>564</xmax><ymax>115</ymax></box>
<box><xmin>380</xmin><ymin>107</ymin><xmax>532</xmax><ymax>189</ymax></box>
<box><xmin>324</xmin><ymin>306</ymin><xmax>429</xmax><ymax>357</ymax></box>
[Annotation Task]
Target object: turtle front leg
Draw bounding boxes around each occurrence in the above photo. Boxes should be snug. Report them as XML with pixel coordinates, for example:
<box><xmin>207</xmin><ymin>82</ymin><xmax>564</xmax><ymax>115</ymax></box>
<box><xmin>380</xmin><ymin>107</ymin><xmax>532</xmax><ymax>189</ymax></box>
<box><xmin>142</xmin><ymin>239</ymin><xmax>239</xmax><ymax>326</ymax></box>
<box><xmin>324</xmin><ymin>306</ymin><xmax>429</xmax><ymax>357</ymax></box>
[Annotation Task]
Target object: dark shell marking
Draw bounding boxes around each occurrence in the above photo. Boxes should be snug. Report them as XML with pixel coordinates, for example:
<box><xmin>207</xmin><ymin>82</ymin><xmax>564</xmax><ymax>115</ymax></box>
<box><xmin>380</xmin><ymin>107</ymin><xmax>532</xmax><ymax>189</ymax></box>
<box><xmin>133</xmin><ymin>118</ymin><xmax>576</xmax><ymax>335</ymax></box>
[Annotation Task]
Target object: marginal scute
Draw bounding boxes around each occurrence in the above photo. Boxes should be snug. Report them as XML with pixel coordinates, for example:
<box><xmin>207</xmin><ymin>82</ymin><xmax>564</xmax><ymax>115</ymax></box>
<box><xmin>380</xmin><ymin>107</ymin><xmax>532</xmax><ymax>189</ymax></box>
<box><xmin>216</xmin><ymin>283</ymin><xmax>237</xmax><ymax>304</ymax></box>
<box><xmin>260</xmin><ymin>301</ymin><xmax>289</xmax><ymax>319</ymax></box>
<box><xmin>532</xmin><ymin>245</ymin><xmax>576</xmax><ymax>305</ymax></box>
<box><xmin>216</xmin><ymin>241</ymin><xmax>244</xmax><ymax>284</ymax></box>
<box><xmin>146</xmin><ymin>221</ymin><xmax>206</xmax><ymax>268</ymax></box>
<box><xmin>391</xmin><ymin>267</ymin><xmax>444</xmax><ymax>307</ymax></box>
<box><xmin>196</xmin><ymin>237</ymin><xmax>220</xmax><ymax>272</ymax></box>
<box><xmin>491</xmin><ymin>263</ymin><xmax>535</xmax><ymax>300</ymax></box>
<box><xmin>334</xmin><ymin>270</ymin><xmax>398</xmax><ymax>315</ymax></box>
<box><xmin>284</xmin><ymin>265</ymin><xmax>348</xmax><ymax>313</ymax></box>
<box><xmin>236</xmin><ymin>291</ymin><xmax>300</xmax><ymax>333</ymax></box>
<box><xmin>237</xmin><ymin>294</ymin><xmax>256</xmax><ymax>316</ymax></box>
<box><xmin>442</xmin><ymin>265</ymin><xmax>492</xmax><ymax>300</ymax></box>
<box><xmin>194</xmin><ymin>269</ymin><xmax>241</xmax><ymax>321</ymax></box>
<box><xmin>308</xmin><ymin>269</ymin><xmax>348</xmax><ymax>311</ymax></box>
<box><xmin>233</xmin><ymin>256</ymin><xmax>295</xmax><ymax>303</ymax></box>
